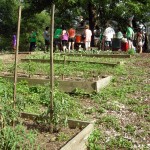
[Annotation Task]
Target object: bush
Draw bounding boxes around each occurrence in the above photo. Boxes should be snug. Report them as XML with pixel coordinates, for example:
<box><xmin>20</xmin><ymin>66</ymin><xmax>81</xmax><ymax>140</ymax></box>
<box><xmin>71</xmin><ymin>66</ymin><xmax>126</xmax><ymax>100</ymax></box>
<box><xmin>127</xmin><ymin>48</ymin><xmax>136</xmax><ymax>55</ymax></box>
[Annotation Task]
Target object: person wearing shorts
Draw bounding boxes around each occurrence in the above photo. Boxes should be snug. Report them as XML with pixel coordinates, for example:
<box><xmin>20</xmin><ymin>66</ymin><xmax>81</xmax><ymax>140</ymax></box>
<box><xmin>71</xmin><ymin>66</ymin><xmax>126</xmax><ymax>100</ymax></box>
<box><xmin>102</xmin><ymin>23</ymin><xmax>115</xmax><ymax>50</ymax></box>
<box><xmin>54</xmin><ymin>27</ymin><xmax>62</xmax><ymax>52</ymax></box>
<box><xmin>61</xmin><ymin>26</ymin><xmax>69</xmax><ymax>52</ymax></box>
<box><xmin>68</xmin><ymin>26</ymin><xmax>76</xmax><ymax>52</ymax></box>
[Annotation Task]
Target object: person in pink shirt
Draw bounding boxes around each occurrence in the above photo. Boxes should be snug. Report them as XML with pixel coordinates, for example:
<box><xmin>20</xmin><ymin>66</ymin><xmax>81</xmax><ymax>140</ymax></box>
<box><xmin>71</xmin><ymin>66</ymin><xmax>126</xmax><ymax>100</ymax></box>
<box><xmin>61</xmin><ymin>26</ymin><xmax>69</xmax><ymax>52</ymax></box>
<box><xmin>84</xmin><ymin>25</ymin><xmax>92</xmax><ymax>50</ymax></box>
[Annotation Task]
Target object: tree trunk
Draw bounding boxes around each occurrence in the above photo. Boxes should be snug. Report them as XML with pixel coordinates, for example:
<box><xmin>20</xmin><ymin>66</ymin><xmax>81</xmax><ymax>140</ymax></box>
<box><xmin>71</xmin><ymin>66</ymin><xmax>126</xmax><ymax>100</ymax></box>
<box><xmin>88</xmin><ymin>2</ymin><xmax>97</xmax><ymax>47</ymax></box>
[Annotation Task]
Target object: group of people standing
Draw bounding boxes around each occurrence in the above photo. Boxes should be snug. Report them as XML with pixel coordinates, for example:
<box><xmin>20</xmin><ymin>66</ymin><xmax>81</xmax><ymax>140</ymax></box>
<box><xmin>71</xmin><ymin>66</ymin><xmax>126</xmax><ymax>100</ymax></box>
<box><xmin>53</xmin><ymin>24</ymin><xmax>92</xmax><ymax>52</ymax></box>
<box><xmin>27</xmin><ymin>21</ymin><xmax>145</xmax><ymax>53</ymax></box>
<box><xmin>28</xmin><ymin>24</ymin><xmax>92</xmax><ymax>53</ymax></box>
<box><xmin>100</xmin><ymin>22</ymin><xmax>145</xmax><ymax>53</ymax></box>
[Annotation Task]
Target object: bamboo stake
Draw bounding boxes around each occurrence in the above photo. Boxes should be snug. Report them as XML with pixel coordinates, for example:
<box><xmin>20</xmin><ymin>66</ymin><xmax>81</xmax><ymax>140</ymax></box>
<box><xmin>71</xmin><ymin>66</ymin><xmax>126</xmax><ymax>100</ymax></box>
<box><xmin>49</xmin><ymin>3</ymin><xmax>55</xmax><ymax>133</ymax></box>
<box><xmin>13</xmin><ymin>4</ymin><xmax>22</xmax><ymax>127</ymax></box>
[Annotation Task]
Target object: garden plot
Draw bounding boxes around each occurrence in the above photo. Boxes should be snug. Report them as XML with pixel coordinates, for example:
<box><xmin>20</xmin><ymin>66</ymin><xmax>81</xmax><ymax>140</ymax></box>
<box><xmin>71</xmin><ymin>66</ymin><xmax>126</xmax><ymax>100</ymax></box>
<box><xmin>20</xmin><ymin>112</ymin><xmax>94</xmax><ymax>150</ymax></box>
<box><xmin>0</xmin><ymin>78</ymin><xmax>95</xmax><ymax>149</ymax></box>
<box><xmin>0</xmin><ymin>52</ymin><xmax>149</xmax><ymax>149</ymax></box>
<box><xmin>25</xmin><ymin>52</ymin><xmax>129</xmax><ymax>66</ymax></box>
<box><xmin>1</xmin><ymin>55</ymin><xmax>115</xmax><ymax>93</ymax></box>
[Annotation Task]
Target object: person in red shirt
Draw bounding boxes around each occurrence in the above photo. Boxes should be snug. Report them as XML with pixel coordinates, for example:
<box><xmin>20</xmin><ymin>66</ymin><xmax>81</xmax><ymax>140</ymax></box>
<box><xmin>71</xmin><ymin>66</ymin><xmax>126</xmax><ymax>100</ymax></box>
<box><xmin>68</xmin><ymin>25</ymin><xmax>76</xmax><ymax>52</ymax></box>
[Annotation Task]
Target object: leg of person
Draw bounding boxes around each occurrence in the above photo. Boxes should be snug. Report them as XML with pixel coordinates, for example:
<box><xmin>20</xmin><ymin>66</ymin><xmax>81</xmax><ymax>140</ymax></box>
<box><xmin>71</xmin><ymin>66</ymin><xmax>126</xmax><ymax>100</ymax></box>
<box><xmin>65</xmin><ymin>40</ymin><xmax>68</xmax><ymax>52</ymax></box>
<box><xmin>88</xmin><ymin>41</ymin><xmax>91</xmax><ymax>50</ymax></box>
<box><xmin>109</xmin><ymin>41</ymin><xmax>112</xmax><ymax>50</ymax></box>
<box><xmin>63</xmin><ymin>46</ymin><xmax>66</xmax><ymax>52</ymax></box>
<box><xmin>85</xmin><ymin>41</ymin><xmax>88</xmax><ymax>50</ymax></box>
<box><xmin>29</xmin><ymin>43</ymin><xmax>32</xmax><ymax>52</ymax></box>
<box><xmin>71</xmin><ymin>38</ymin><xmax>75</xmax><ymax>51</ymax></box>
<box><xmin>46</xmin><ymin>40</ymin><xmax>50</xmax><ymax>52</ymax></box>
<box><xmin>53</xmin><ymin>39</ymin><xmax>56</xmax><ymax>52</ymax></box>
<box><xmin>29</xmin><ymin>42</ymin><xmax>34</xmax><ymax>53</ymax></box>
<box><xmin>62</xmin><ymin>40</ymin><xmax>65</xmax><ymax>52</ymax></box>
<box><xmin>137</xmin><ymin>45</ymin><xmax>139</xmax><ymax>53</ymax></box>
<box><xmin>33</xmin><ymin>42</ymin><xmax>36</xmax><ymax>51</ymax></box>
<box><xmin>139</xmin><ymin>46</ymin><xmax>142</xmax><ymax>53</ymax></box>
<box><xmin>101</xmin><ymin>40</ymin><xmax>104</xmax><ymax>50</ymax></box>
<box><xmin>72</xmin><ymin>42</ymin><xmax>75</xmax><ymax>51</ymax></box>
<box><xmin>58</xmin><ymin>39</ymin><xmax>62</xmax><ymax>52</ymax></box>
<box><xmin>104</xmin><ymin>41</ymin><xmax>108</xmax><ymax>50</ymax></box>
<box><xmin>68</xmin><ymin>41</ymin><xmax>71</xmax><ymax>52</ymax></box>
<box><xmin>55</xmin><ymin>39</ymin><xmax>59</xmax><ymax>51</ymax></box>
<box><xmin>44</xmin><ymin>45</ymin><xmax>47</xmax><ymax>52</ymax></box>
<box><xmin>44</xmin><ymin>40</ymin><xmax>47</xmax><ymax>52</ymax></box>
<box><xmin>46</xmin><ymin>45</ymin><xmax>49</xmax><ymax>52</ymax></box>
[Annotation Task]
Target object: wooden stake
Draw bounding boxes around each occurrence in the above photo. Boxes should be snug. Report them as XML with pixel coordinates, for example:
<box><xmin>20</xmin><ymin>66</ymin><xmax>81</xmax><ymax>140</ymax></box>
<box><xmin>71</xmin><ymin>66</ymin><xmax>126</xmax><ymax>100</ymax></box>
<box><xmin>13</xmin><ymin>5</ymin><xmax>22</xmax><ymax>127</ymax></box>
<box><xmin>49</xmin><ymin>3</ymin><xmax>55</xmax><ymax>133</ymax></box>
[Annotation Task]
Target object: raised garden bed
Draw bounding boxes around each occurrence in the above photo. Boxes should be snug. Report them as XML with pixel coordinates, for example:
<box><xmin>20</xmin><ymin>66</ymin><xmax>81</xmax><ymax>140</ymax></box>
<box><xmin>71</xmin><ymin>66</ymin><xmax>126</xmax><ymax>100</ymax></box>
<box><xmin>20</xmin><ymin>112</ymin><xmax>94</xmax><ymax>150</ymax></box>
<box><xmin>57</xmin><ymin>53</ymin><xmax>131</xmax><ymax>58</ymax></box>
<box><xmin>21</xmin><ymin>58</ymin><xmax>124</xmax><ymax>67</ymax></box>
<box><xmin>21</xmin><ymin>113</ymin><xmax>94</xmax><ymax>150</ymax></box>
<box><xmin>0</xmin><ymin>110</ymin><xmax>94</xmax><ymax>150</ymax></box>
<box><xmin>61</xmin><ymin>119</ymin><xmax>94</xmax><ymax>150</ymax></box>
<box><xmin>0</xmin><ymin>75</ymin><xmax>112</xmax><ymax>93</ymax></box>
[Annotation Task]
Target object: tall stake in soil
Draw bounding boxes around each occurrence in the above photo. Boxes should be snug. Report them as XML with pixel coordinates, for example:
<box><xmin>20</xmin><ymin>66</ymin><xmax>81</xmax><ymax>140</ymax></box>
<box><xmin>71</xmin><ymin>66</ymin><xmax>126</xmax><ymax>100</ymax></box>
<box><xmin>49</xmin><ymin>3</ymin><xmax>55</xmax><ymax>133</ymax></box>
<box><xmin>13</xmin><ymin>4</ymin><xmax>22</xmax><ymax>127</ymax></box>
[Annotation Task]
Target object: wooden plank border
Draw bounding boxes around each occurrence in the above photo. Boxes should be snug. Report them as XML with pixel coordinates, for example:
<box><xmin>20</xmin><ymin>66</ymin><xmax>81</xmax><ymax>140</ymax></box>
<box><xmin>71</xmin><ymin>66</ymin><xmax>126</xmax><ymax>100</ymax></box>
<box><xmin>21</xmin><ymin>58</ymin><xmax>124</xmax><ymax>67</ymax></box>
<box><xmin>56</xmin><ymin>53</ymin><xmax>131</xmax><ymax>58</ymax></box>
<box><xmin>0</xmin><ymin>75</ymin><xmax>112</xmax><ymax>93</ymax></box>
<box><xmin>60</xmin><ymin>119</ymin><xmax>95</xmax><ymax>150</ymax></box>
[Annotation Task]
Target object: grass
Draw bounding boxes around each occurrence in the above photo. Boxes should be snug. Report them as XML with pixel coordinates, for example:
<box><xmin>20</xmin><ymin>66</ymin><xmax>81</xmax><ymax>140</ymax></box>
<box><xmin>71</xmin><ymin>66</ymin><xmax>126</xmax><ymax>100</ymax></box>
<box><xmin>86</xmin><ymin>54</ymin><xmax>150</xmax><ymax>149</ymax></box>
<box><xmin>97</xmin><ymin>115</ymin><xmax>121</xmax><ymax>131</ymax></box>
<box><xmin>0</xmin><ymin>51</ymin><xmax>149</xmax><ymax>149</ymax></box>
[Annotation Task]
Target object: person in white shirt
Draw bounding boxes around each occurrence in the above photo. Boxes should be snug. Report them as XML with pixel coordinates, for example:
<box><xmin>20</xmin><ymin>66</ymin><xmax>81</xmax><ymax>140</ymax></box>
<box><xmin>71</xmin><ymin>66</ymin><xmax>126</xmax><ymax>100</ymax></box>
<box><xmin>84</xmin><ymin>25</ymin><xmax>92</xmax><ymax>50</ymax></box>
<box><xmin>102</xmin><ymin>23</ymin><xmax>115</xmax><ymax>50</ymax></box>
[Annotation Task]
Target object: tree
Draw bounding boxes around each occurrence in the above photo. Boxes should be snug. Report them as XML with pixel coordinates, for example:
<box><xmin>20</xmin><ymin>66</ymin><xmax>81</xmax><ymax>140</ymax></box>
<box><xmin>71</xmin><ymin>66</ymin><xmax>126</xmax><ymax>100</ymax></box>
<box><xmin>1</xmin><ymin>0</ymin><xmax>150</xmax><ymax>49</ymax></box>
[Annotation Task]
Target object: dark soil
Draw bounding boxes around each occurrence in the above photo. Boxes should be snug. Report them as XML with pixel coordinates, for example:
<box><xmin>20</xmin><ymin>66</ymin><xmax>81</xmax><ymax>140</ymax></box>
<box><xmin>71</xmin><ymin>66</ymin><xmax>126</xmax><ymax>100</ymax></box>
<box><xmin>22</xmin><ymin>119</ymin><xmax>81</xmax><ymax>150</ymax></box>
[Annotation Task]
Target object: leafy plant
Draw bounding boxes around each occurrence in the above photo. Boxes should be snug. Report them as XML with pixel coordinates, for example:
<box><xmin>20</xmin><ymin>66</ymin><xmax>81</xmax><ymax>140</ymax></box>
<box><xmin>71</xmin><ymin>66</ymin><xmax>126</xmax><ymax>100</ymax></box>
<box><xmin>34</xmin><ymin>85</ymin><xmax>84</xmax><ymax>129</ymax></box>
<box><xmin>106</xmin><ymin>136</ymin><xmax>133</xmax><ymax>149</ymax></box>
<box><xmin>0</xmin><ymin>80</ymin><xmax>26</xmax><ymax>127</ymax></box>
<box><xmin>57</xmin><ymin>132</ymin><xmax>69</xmax><ymax>142</ymax></box>
<box><xmin>87</xmin><ymin>129</ymin><xmax>104</xmax><ymax>150</ymax></box>
<box><xmin>28</xmin><ymin>61</ymin><xmax>37</xmax><ymax>78</ymax></box>
<box><xmin>0</xmin><ymin>125</ymin><xmax>37</xmax><ymax>150</ymax></box>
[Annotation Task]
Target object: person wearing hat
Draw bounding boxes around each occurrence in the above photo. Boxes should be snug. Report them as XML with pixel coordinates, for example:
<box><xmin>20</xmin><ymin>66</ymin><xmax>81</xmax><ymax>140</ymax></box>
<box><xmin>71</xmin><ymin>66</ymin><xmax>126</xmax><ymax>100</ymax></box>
<box><xmin>83</xmin><ymin>25</ymin><xmax>92</xmax><ymax>50</ymax></box>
